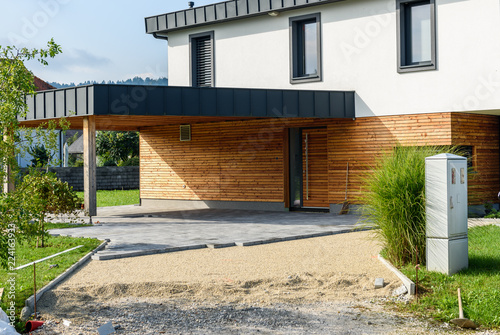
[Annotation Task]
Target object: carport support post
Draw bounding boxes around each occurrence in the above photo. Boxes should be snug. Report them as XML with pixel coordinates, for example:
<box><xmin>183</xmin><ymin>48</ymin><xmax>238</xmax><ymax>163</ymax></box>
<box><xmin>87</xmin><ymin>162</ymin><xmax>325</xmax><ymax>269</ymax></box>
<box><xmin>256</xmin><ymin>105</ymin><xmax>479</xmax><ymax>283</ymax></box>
<box><xmin>83</xmin><ymin>116</ymin><xmax>97</xmax><ymax>217</ymax></box>
<box><xmin>2</xmin><ymin>164</ymin><xmax>14</xmax><ymax>193</ymax></box>
<box><xmin>2</xmin><ymin>130</ymin><xmax>15</xmax><ymax>193</ymax></box>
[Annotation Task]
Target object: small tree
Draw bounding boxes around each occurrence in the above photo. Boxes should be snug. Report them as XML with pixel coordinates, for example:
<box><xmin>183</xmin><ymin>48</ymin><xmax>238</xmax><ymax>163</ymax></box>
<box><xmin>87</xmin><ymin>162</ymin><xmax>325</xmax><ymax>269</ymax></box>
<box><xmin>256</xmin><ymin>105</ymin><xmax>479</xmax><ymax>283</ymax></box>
<box><xmin>360</xmin><ymin>145</ymin><xmax>466</xmax><ymax>267</ymax></box>
<box><xmin>17</xmin><ymin>170</ymin><xmax>82</xmax><ymax>247</ymax></box>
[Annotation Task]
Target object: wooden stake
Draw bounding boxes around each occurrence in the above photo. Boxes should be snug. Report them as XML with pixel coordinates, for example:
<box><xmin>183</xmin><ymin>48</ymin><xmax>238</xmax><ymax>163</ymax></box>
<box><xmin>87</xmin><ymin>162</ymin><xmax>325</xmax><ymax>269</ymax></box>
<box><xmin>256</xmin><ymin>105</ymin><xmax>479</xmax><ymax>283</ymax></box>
<box><xmin>415</xmin><ymin>245</ymin><xmax>419</xmax><ymax>303</ymax></box>
<box><xmin>33</xmin><ymin>262</ymin><xmax>37</xmax><ymax>316</ymax></box>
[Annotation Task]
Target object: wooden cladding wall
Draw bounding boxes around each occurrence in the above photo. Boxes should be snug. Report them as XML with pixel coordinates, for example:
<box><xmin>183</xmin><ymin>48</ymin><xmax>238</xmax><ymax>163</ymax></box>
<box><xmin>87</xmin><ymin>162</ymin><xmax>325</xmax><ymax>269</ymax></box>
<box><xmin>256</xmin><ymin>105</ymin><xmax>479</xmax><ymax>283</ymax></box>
<box><xmin>140</xmin><ymin>113</ymin><xmax>499</xmax><ymax>206</ymax></box>
<box><xmin>451</xmin><ymin>114</ymin><xmax>500</xmax><ymax>204</ymax></box>
<box><xmin>328</xmin><ymin>113</ymin><xmax>454</xmax><ymax>204</ymax></box>
<box><xmin>327</xmin><ymin>113</ymin><xmax>499</xmax><ymax>205</ymax></box>
<box><xmin>140</xmin><ymin>123</ymin><xmax>221</xmax><ymax>201</ymax></box>
<box><xmin>140</xmin><ymin>120</ymin><xmax>285</xmax><ymax>202</ymax></box>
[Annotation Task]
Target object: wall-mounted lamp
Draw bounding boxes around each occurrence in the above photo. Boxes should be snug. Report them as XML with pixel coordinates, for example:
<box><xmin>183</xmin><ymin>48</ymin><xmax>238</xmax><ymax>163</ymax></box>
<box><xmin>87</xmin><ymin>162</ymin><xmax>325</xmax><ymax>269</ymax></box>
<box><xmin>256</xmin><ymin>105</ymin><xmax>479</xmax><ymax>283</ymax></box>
<box><xmin>268</xmin><ymin>11</ymin><xmax>280</xmax><ymax>17</ymax></box>
<box><xmin>188</xmin><ymin>1</ymin><xmax>194</xmax><ymax>8</ymax></box>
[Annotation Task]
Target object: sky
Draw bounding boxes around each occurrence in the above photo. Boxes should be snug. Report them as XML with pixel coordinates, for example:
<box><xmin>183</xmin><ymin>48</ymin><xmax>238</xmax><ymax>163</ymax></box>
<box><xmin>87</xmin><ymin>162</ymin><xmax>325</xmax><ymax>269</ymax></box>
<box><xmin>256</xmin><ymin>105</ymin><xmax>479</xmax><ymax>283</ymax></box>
<box><xmin>0</xmin><ymin>0</ymin><xmax>220</xmax><ymax>84</ymax></box>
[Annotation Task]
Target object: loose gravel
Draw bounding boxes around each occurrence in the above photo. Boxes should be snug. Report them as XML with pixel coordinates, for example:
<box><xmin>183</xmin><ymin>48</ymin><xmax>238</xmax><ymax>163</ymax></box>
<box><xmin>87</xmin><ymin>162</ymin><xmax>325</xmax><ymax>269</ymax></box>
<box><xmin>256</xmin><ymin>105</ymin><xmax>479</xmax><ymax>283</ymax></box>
<box><xmin>31</xmin><ymin>230</ymin><xmax>499</xmax><ymax>334</ymax></box>
<box><xmin>33</xmin><ymin>299</ymin><xmax>462</xmax><ymax>335</ymax></box>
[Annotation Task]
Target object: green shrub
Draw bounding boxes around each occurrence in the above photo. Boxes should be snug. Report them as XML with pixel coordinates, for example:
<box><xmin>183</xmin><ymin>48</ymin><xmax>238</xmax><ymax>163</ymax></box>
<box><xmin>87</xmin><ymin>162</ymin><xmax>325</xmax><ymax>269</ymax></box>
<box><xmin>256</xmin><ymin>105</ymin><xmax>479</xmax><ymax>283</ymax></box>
<box><xmin>485</xmin><ymin>209</ymin><xmax>500</xmax><ymax>218</ymax></box>
<box><xmin>360</xmin><ymin>145</ymin><xmax>464</xmax><ymax>267</ymax></box>
<box><xmin>118</xmin><ymin>156</ymin><xmax>139</xmax><ymax>166</ymax></box>
<box><xmin>96</xmin><ymin>131</ymin><xmax>139</xmax><ymax>162</ymax></box>
<box><xmin>102</xmin><ymin>159</ymin><xmax>117</xmax><ymax>166</ymax></box>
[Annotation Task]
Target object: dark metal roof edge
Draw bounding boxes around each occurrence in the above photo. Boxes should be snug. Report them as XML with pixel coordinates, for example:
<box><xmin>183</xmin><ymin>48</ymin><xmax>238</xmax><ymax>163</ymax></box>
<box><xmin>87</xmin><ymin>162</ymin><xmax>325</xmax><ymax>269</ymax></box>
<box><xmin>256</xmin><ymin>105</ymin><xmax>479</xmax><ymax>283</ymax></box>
<box><xmin>21</xmin><ymin>84</ymin><xmax>356</xmax><ymax>122</ymax></box>
<box><xmin>145</xmin><ymin>0</ymin><xmax>346</xmax><ymax>35</ymax></box>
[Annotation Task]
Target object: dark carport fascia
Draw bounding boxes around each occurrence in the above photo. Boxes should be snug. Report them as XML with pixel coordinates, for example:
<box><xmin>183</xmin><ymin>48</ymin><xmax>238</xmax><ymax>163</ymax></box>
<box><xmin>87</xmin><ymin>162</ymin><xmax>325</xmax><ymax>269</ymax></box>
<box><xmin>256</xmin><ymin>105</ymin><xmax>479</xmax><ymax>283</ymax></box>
<box><xmin>145</xmin><ymin>0</ymin><xmax>347</xmax><ymax>36</ymax></box>
<box><xmin>20</xmin><ymin>84</ymin><xmax>355</xmax><ymax>122</ymax></box>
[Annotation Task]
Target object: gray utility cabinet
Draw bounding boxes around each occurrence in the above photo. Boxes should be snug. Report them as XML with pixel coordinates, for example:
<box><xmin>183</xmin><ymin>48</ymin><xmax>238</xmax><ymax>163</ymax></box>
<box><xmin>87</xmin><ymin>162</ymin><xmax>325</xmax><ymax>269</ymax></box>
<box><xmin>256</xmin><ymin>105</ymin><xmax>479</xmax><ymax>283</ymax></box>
<box><xmin>425</xmin><ymin>153</ymin><xmax>468</xmax><ymax>275</ymax></box>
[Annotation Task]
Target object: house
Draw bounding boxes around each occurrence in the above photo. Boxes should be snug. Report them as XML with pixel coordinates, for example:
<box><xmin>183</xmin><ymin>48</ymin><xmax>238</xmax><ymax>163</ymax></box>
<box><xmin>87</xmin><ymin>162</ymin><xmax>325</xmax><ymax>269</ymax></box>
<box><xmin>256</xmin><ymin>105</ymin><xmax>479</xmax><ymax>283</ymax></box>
<box><xmin>33</xmin><ymin>76</ymin><xmax>56</xmax><ymax>91</ymax></box>
<box><xmin>20</xmin><ymin>0</ymin><xmax>500</xmax><ymax>215</ymax></box>
<box><xmin>66</xmin><ymin>132</ymin><xmax>84</xmax><ymax>164</ymax></box>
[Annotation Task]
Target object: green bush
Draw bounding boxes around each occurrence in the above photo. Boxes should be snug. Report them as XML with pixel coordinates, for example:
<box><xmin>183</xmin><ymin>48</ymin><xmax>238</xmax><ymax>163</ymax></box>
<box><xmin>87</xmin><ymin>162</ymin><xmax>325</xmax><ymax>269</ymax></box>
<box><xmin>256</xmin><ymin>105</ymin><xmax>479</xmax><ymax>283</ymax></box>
<box><xmin>485</xmin><ymin>209</ymin><xmax>500</xmax><ymax>219</ymax></box>
<box><xmin>73</xmin><ymin>159</ymin><xmax>84</xmax><ymax>167</ymax></box>
<box><xmin>102</xmin><ymin>159</ymin><xmax>117</xmax><ymax>166</ymax></box>
<box><xmin>96</xmin><ymin>131</ymin><xmax>139</xmax><ymax>162</ymax></box>
<box><xmin>360</xmin><ymin>145</ymin><xmax>464</xmax><ymax>267</ymax></box>
<box><xmin>118</xmin><ymin>156</ymin><xmax>139</xmax><ymax>166</ymax></box>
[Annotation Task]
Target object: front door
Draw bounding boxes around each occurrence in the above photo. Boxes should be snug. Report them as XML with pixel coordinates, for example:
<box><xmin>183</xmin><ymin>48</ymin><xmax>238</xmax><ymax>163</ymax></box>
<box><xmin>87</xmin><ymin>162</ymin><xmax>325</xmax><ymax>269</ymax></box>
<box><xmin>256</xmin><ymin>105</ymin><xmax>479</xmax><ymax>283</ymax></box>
<box><xmin>289</xmin><ymin>128</ymin><xmax>329</xmax><ymax>209</ymax></box>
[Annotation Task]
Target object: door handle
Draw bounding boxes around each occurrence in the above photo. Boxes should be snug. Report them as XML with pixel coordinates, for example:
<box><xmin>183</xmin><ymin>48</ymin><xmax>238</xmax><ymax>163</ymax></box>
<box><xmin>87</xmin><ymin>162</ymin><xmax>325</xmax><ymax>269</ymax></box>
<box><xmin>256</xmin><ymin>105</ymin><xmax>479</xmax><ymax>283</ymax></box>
<box><xmin>305</xmin><ymin>133</ymin><xmax>309</xmax><ymax>201</ymax></box>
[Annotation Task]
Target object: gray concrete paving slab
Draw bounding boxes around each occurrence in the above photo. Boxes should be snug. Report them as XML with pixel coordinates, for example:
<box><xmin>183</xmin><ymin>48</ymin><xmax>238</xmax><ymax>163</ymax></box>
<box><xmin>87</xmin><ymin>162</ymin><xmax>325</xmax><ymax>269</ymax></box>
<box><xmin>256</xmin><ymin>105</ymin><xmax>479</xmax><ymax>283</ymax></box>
<box><xmin>49</xmin><ymin>205</ymin><xmax>365</xmax><ymax>260</ymax></box>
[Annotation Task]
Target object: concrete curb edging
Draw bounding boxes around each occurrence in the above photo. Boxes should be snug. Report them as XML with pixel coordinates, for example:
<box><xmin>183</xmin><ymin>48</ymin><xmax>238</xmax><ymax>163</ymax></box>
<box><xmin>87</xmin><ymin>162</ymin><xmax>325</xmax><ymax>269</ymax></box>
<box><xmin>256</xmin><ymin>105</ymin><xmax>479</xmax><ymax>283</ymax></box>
<box><xmin>91</xmin><ymin>228</ymin><xmax>366</xmax><ymax>261</ymax></box>
<box><xmin>91</xmin><ymin>244</ymin><xmax>208</xmax><ymax>261</ymax></box>
<box><xmin>234</xmin><ymin>229</ymin><xmax>353</xmax><ymax>247</ymax></box>
<box><xmin>378</xmin><ymin>254</ymin><xmax>416</xmax><ymax>296</ymax></box>
<box><xmin>24</xmin><ymin>239</ymin><xmax>109</xmax><ymax>312</ymax></box>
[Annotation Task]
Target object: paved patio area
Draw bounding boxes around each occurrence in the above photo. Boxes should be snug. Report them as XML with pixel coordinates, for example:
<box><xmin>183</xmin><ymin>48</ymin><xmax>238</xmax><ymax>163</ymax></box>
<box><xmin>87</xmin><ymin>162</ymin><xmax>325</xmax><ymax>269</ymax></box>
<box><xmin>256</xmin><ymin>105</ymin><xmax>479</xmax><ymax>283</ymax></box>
<box><xmin>49</xmin><ymin>205</ymin><xmax>364</xmax><ymax>260</ymax></box>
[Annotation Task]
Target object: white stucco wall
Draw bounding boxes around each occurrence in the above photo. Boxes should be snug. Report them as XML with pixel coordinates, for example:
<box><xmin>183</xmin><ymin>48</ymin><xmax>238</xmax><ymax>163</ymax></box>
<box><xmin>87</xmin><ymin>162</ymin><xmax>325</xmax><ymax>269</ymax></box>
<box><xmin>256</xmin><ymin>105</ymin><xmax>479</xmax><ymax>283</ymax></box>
<box><xmin>166</xmin><ymin>0</ymin><xmax>500</xmax><ymax>117</ymax></box>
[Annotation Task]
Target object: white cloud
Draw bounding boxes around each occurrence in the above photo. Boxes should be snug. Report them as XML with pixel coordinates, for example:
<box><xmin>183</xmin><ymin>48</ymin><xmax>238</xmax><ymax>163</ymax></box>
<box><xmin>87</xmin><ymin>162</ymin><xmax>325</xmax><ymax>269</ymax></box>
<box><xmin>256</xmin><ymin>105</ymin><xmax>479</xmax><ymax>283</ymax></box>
<box><xmin>52</xmin><ymin>48</ymin><xmax>112</xmax><ymax>71</ymax></box>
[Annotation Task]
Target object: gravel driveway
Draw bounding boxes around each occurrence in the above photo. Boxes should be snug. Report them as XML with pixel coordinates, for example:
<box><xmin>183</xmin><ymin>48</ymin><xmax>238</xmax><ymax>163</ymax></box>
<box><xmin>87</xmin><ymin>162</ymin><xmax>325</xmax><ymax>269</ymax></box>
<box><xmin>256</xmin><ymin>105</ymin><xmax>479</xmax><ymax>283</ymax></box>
<box><xmin>33</xmin><ymin>229</ymin><xmax>499</xmax><ymax>334</ymax></box>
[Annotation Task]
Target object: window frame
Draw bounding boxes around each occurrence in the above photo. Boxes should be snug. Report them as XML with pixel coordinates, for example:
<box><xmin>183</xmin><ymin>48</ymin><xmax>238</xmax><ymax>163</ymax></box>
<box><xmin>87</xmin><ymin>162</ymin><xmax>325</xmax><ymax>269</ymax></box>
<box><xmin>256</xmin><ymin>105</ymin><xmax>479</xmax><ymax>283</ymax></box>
<box><xmin>289</xmin><ymin>13</ymin><xmax>322</xmax><ymax>84</ymax></box>
<box><xmin>189</xmin><ymin>31</ymin><xmax>215</xmax><ymax>87</ymax></box>
<box><xmin>396</xmin><ymin>0</ymin><xmax>437</xmax><ymax>73</ymax></box>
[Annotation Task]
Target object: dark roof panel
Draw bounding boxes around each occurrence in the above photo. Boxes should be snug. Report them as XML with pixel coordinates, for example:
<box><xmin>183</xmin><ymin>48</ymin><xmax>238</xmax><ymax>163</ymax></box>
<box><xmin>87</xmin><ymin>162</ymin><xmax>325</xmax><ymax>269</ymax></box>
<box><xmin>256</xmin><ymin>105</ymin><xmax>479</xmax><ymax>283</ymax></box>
<box><xmin>145</xmin><ymin>0</ymin><xmax>346</xmax><ymax>35</ymax></box>
<box><xmin>20</xmin><ymin>84</ymin><xmax>355</xmax><ymax>122</ymax></box>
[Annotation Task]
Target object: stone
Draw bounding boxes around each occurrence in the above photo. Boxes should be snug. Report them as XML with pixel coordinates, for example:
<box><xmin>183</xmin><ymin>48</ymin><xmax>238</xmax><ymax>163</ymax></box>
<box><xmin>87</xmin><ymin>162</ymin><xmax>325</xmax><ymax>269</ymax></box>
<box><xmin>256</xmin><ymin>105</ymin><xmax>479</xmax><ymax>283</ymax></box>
<box><xmin>97</xmin><ymin>321</ymin><xmax>115</xmax><ymax>335</ymax></box>
<box><xmin>392</xmin><ymin>284</ymin><xmax>408</xmax><ymax>296</ymax></box>
<box><xmin>20</xmin><ymin>306</ymin><xmax>32</xmax><ymax>322</ymax></box>
<box><xmin>374</xmin><ymin>278</ymin><xmax>384</xmax><ymax>289</ymax></box>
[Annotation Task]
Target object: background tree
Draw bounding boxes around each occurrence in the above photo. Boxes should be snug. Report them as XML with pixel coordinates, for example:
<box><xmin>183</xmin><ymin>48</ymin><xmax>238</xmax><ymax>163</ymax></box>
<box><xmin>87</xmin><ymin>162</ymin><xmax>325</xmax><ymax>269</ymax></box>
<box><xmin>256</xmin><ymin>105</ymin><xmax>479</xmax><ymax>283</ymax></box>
<box><xmin>96</xmin><ymin>131</ymin><xmax>139</xmax><ymax>166</ymax></box>
<box><xmin>28</xmin><ymin>144</ymin><xmax>50</xmax><ymax>167</ymax></box>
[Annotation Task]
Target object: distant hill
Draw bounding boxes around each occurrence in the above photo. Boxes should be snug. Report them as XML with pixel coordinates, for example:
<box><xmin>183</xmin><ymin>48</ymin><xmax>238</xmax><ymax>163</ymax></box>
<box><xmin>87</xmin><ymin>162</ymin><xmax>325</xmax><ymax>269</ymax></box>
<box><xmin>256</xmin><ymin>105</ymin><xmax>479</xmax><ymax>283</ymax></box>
<box><xmin>49</xmin><ymin>76</ymin><xmax>168</xmax><ymax>89</ymax></box>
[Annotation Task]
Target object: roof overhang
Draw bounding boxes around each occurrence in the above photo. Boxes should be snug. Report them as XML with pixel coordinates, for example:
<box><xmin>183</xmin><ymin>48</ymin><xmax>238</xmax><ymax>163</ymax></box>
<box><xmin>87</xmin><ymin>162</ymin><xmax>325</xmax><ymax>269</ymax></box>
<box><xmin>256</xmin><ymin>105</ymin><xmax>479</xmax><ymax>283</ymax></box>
<box><xmin>20</xmin><ymin>84</ymin><xmax>355</xmax><ymax>131</ymax></box>
<box><xmin>145</xmin><ymin>0</ymin><xmax>346</xmax><ymax>36</ymax></box>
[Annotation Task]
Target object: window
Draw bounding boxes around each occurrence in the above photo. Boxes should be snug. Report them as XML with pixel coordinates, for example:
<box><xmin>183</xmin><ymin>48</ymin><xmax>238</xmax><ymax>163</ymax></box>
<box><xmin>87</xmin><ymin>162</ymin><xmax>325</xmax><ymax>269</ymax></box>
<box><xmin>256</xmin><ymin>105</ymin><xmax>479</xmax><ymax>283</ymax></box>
<box><xmin>190</xmin><ymin>31</ymin><xmax>214</xmax><ymax>87</ymax></box>
<box><xmin>397</xmin><ymin>0</ymin><xmax>436</xmax><ymax>73</ymax></box>
<box><xmin>290</xmin><ymin>13</ymin><xmax>321</xmax><ymax>84</ymax></box>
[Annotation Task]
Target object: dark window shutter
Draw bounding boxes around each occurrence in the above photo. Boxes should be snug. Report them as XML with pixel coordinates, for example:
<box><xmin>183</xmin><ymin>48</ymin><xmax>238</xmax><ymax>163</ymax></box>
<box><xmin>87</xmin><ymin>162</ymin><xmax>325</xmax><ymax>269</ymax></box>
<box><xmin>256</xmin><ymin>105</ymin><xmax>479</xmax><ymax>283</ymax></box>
<box><xmin>195</xmin><ymin>36</ymin><xmax>213</xmax><ymax>87</ymax></box>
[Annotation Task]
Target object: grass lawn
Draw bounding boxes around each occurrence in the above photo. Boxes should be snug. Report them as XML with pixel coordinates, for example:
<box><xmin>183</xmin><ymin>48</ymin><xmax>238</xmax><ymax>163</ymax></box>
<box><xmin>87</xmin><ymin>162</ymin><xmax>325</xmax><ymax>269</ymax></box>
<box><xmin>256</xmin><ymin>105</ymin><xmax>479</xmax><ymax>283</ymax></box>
<box><xmin>76</xmin><ymin>189</ymin><xmax>139</xmax><ymax>207</ymax></box>
<box><xmin>0</xmin><ymin>235</ymin><xmax>102</xmax><ymax>331</ymax></box>
<box><xmin>398</xmin><ymin>225</ymin><xmax>500</xmax><ymax>329</ymax></box>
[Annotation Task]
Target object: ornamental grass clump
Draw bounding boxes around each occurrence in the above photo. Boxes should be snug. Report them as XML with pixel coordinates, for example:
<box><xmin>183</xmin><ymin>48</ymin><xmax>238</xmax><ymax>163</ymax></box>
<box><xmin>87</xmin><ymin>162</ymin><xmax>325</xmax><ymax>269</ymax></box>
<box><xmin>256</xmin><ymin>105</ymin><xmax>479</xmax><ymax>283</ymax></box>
<box><xmin>361</xmin><ymin>145</ymin><xmax>463</xmax><ymax>267</ymax></box>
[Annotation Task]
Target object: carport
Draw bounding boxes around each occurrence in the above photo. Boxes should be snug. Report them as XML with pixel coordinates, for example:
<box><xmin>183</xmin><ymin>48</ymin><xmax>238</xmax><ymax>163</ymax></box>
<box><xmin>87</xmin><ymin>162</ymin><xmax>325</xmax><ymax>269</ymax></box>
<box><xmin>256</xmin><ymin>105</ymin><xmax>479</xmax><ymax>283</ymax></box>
<box><xmin>19</xmin><ymin>84</ymin><xmax>355</xmax><ymax>215</ymax></box>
